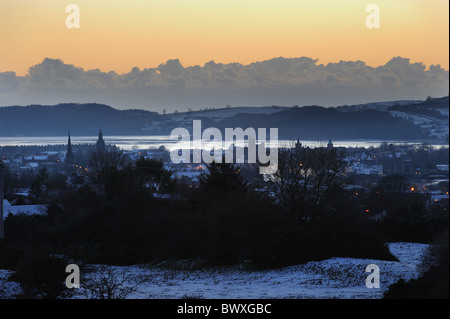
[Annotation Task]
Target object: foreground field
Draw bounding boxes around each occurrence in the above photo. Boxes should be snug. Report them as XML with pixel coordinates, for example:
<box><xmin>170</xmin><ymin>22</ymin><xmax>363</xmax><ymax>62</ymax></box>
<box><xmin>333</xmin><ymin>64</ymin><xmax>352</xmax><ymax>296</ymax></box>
<box><xmin>0</xmin><ymin>242</ymin><xmax>429</xmax><ymax>299</ymax></box>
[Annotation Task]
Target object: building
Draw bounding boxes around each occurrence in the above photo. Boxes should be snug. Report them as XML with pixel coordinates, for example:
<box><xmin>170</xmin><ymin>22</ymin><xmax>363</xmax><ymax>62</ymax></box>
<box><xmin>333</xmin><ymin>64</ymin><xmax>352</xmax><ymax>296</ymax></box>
<box><xmin>327</xmin><ymin>139</ymin><xmax>334</xmax><ymax>149</ymax></box>
<box><xmin>2</xmin><ymin>199</ymin><xmax>46</xmax><ymax>218</ymax></box>
<box><xmin>66</xmin><ymin>132</ymin><xmax>74</xmax><ymax>165</ymax></box>
<box><xmin>96</xmin><ymin>129</ymin><xmax>106</xmax><ymax>153</ymax></box>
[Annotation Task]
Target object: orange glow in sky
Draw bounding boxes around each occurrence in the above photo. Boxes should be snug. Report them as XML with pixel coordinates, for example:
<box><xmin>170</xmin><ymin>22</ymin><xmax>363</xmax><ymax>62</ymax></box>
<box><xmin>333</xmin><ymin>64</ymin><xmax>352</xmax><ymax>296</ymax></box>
<box><xmin>0</xmin><ymin>0</ymin><xmax>448</xmax><ymax>75</ymax></box>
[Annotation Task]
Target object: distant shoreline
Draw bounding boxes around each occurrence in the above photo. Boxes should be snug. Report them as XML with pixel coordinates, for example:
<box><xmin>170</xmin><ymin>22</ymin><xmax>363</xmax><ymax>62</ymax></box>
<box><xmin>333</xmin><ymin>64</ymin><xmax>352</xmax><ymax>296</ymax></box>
<box><xmin>0</xmin><ymin>135</ymin><xmax>448</xmax><ymax>151</ymax></box>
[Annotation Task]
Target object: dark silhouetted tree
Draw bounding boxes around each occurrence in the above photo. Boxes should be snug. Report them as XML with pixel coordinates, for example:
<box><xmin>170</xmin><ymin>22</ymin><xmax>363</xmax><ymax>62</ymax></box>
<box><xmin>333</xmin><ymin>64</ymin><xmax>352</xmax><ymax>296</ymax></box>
<box><xmin>269</xmin><ymin>144</ymin><xmax>346</xmax><ymax>220</ymax></box>
<box><xmin>199</xmin><ymin>160</ymin><xmax>247</xmax><ymax>195</ymax></box>
<box><xmin>134</xmin><ymin>157</ymin><xmax>173</xmax><ymax>193</ymax></box>
<box><xmin>30</xmin><ymin>167</ymin><xmax>49</xmax><ymax>203</ymax></box>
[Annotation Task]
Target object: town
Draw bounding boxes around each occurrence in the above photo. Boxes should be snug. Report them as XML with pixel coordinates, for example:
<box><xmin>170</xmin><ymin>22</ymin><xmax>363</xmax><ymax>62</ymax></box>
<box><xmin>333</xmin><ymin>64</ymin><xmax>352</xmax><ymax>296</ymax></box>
<box><xmin>1</xmin><ymin>131</ymin><xmax>448</xmax><ymax>219</ymax></box>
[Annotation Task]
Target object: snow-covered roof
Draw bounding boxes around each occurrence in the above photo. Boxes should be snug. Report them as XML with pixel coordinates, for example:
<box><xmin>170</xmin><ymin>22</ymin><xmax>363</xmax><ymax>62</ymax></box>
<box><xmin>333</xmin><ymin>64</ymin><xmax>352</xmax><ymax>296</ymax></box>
<box><xmin>24</xmin><ymin>156</ymin><xmax>49</xmax><ymax>161</ymax></box>
<box><xmin>2</xmin><ymin>200</ymin><xmax>46</xmax><ymax>219</ymax></box>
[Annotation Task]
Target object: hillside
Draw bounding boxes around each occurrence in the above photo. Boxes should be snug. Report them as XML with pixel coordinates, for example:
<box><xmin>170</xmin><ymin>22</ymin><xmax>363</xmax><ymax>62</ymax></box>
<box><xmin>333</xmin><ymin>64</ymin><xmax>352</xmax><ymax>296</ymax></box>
<box><xmin>0</xmin><ymin>103</ymin><xmax>160</xmax><ymax>136</ymax></box>
<box><xmin>0</xmin><ymin>98</ymin><xmax>448</xmax><ymax>141</ymax></box>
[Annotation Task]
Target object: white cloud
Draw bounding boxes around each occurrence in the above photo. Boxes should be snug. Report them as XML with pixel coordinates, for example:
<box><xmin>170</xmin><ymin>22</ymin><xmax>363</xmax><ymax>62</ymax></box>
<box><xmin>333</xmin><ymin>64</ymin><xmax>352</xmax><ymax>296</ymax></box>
<box><xmin>0</xmin><ymin>56</ymin><xmax>448</xmax><ymax>111</ymax></box>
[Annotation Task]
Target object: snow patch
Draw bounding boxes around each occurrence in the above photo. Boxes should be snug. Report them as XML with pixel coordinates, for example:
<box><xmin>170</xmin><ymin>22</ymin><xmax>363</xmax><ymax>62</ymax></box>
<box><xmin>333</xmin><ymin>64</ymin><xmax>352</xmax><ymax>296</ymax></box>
<box><xmin>0</xmin><ymin>242</ymin><xmax>430</xmax><ymax>299</ymax></box>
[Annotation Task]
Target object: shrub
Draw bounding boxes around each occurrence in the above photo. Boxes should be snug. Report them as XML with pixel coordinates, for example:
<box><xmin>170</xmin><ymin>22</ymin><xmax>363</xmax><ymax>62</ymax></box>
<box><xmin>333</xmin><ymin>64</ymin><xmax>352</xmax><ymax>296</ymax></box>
<box><xmin>0</xmin><ymin>239</ymin><xmax>22</xmax><ymax>269</ymax></box>
<box><xmin>9</xmin><ymin>246</ymin><xmax>68</xmax><ymax>299</ymax></box>
<box><xmin>251</xmin><ymin>223</ymin><xmax>395</xmax><ymax>268</ymax></box>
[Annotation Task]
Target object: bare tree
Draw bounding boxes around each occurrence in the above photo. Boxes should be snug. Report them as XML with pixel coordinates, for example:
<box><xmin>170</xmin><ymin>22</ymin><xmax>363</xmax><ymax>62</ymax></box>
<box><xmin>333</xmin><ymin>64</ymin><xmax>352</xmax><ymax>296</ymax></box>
<box><xmin>82</xmin><ymin>265</ymin><xmax>145</xmax><ymax>299</ymax></box>
<box><xmin>269</xmin><ymin>144</ymin><xmax>314</xmax><ymax>218</ymax></box>
<box><xmin>308</xmin><ymin>146</ymin><xmax>347</xmax><ymax>216</ymax></box>
<box><xmin>87</xmin><ymin>147</ymin><xmax>126</xmax><ymax>197</ymax></box>
<box><xmin>269</xmin><ymin>143</ymin><xmax>346</xmax><ymax>221</ymax></box>
<box><xmin>378</xmin><ymin>174</ymin><xmax>408</xmax><ymax>194</ymax></box>
<box><xmin>88</xmin><ymin>147</ymin><xmax>126</xmax><ymax>175</ymax></box>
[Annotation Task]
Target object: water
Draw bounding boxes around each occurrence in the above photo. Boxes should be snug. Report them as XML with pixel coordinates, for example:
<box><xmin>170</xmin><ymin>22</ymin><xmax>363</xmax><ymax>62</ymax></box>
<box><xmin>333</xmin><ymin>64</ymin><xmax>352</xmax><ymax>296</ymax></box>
<box><xmin>0</xmin><ymin>136</ymin><xmax>446</xmax><ymax>151</ymax></box>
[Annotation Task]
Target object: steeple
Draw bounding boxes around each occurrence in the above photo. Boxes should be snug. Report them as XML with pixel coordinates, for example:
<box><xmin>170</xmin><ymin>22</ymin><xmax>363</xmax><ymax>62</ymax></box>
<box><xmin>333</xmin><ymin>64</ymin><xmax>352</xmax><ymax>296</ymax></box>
<box><xmin>96</xmin><ymin>129</ymin><xmax>106</xmax><ymax>153</ymax></box>
<box><xmin>327</xmin><ymin>138</ymin><xmax>334</xmax><ymax>149</ymax></box>
<box><xmin>66</xmin><ymin>132</ymin><xmax>74</xmax><ymax>165</ymax></box>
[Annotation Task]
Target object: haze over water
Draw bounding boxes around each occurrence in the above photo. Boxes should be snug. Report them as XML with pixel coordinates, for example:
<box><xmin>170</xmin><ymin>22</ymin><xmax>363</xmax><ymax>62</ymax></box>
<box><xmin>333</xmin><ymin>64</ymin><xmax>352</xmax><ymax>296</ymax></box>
<box><xmin>0</xmin><ymin>136</ymin><xmax>446</xmax><ymax>151</ymax></box>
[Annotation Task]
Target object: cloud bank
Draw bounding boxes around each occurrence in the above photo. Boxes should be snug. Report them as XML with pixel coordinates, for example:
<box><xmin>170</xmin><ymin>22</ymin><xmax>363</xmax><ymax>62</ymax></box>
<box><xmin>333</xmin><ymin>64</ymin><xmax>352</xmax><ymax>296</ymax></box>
<box><xmin>0</xmin><ymin>57</ymin><xmax>448</xmax><ymax>112</ymax></box>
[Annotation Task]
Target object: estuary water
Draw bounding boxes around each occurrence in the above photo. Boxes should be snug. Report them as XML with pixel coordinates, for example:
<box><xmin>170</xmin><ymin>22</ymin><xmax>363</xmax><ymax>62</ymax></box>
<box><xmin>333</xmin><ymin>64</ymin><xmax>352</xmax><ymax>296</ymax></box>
<box><xmin>0</xmin><ymin>135</ymin><xmax>446</xmax><ymax>151</ymax></box>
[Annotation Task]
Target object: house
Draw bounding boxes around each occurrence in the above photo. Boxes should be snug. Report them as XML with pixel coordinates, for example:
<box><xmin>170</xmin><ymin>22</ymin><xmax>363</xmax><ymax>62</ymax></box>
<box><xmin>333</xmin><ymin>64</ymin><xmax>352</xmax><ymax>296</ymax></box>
<box><xmin>2</xmin><ymin>200</ymin><xmax>47</xmax><ymax>219</ymax></box>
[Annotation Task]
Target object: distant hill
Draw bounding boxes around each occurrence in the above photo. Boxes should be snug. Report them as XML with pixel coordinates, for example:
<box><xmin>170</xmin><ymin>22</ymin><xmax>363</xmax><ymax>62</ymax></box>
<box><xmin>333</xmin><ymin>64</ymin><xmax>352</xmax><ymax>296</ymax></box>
<box><xmin>0</xmin><ymin>103</ymin><xmax>160</xmax><ymax>136</ymax></box>
<box><xmin>0</xmin><ymin>98</ymin><xmax>448</xmax><ymax>142</ymax></box>
<box><xmin>216</xmin><ymin>106</ymin><xmax>428</xmax><ymax>141</ymax></box>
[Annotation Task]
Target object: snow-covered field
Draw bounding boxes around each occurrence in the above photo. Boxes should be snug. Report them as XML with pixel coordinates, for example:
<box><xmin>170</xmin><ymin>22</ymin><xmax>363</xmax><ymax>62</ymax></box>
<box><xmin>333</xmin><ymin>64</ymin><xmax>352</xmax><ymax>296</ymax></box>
<box><xmin>389</xmin><ymin>110</ymin><xmax>449</xmax><ymax>139</ymax></box>
<box><xmin>0</xmin><ymin>242</ymin><xmax>429</xmax><ymax>299</ymax></box>
<box><xmin>0</xmin><ymin>270</ymin><xmax>21</xmax><ymax>299</ymax></box>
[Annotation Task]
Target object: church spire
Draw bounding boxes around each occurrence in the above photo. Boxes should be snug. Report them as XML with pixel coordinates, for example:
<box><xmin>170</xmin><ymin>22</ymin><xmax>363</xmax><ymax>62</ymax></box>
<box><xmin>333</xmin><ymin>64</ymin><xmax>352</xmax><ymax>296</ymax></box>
<box><xmin>327</xmin><ymin>138</ymin><xmax>334</xmax><ymax>149</ymax></box>
<box><xmin>66</xmin><ymin>132</ymin><xmax>74</xmax><ymax>165</ymax></box>
<box><xmin>96</xmin><ymin>129</ymin><xmax>106</xmax><ymax>153</ymax></box>
<box><xmin>295</xmin><ymin>138</ymin><xmax>302</xmax><ymax>149</ymax></box>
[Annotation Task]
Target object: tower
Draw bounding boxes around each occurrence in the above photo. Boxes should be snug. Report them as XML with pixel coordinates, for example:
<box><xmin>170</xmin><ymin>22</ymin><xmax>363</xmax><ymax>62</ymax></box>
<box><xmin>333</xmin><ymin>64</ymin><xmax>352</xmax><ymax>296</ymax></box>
<box><xmin>66</xmin><ymin>132</ymin><xmax>74</xmax><ymax>165</ymax></box>
<box><xmin>327</xmin><ymin>139</ymin><xmax>334</xmax><ymax>149</ymax></box>
<box><xmin>96</xmin><ymin>129</ymin><xmax>106</xmax><ymax>153</ymax></box>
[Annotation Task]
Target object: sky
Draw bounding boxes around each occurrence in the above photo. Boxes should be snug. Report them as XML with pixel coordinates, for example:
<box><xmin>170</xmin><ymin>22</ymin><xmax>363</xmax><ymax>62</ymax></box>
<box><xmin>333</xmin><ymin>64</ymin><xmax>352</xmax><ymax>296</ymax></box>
<box><xmin>0</xmin><ymin>0</ymin><xmax>448</xmax><ymax>111</ymax></box>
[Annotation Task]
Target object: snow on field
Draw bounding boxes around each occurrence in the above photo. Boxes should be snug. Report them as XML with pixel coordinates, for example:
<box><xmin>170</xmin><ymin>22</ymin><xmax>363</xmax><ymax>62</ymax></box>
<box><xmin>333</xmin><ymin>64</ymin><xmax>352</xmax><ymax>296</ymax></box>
<box><xmin>0</xmin><ymin>270</ymin><xmax>21</xmax><ymax>299</ymax></box>
<box><xmin>389</xmin><ymin>111</ymin><xmax>434</xmax><ymax>126</ymax></box>
<box><xmin>0</xmin><ymin>242</ymin><xmax>430</xmax><ymax>299</ymax></box>
<box><xmin>388</xmin><ymin>110</ymin><xmax>449</xmax><ymax>139</ymax></box>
